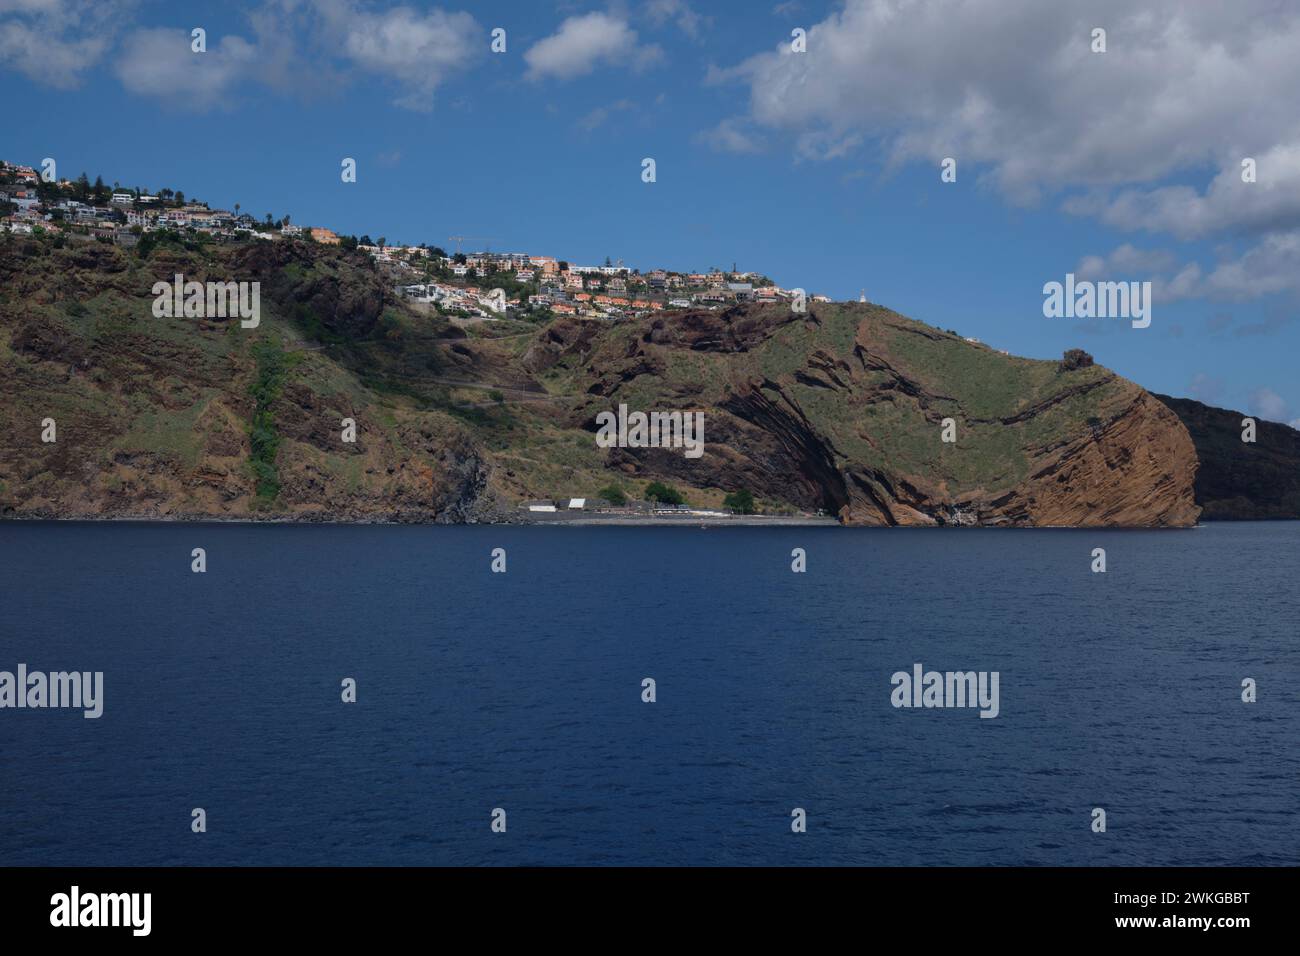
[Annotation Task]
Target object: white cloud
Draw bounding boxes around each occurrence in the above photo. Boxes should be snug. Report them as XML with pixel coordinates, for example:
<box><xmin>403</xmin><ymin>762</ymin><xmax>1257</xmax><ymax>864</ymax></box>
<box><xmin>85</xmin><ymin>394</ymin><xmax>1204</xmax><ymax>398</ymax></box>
<box><xmin>1197</xmin><ymin>233</ymin><xmax>1300</xmax><ymax>301</ymax></box>
<box><xmin>109</xmin><ymin>2</ymin><xmax>480</xmax><ymax>111</ymax></box>
<box><xmin>524</xmin><ymin>12</ymin><xmax>662</xmax><ymax>81</ymax></box>
<box><xmin>709</xmin><ymin>0</ymin><xmax>1300</xmax><ymax>308</ymax></box>
<box><xmin>0</xmin><ymin>0</ymin><xmax>125</xmax><ymax>88</ymax></box>
<box><xmin>1075</xmin><ymin>244</ymin><xmax>1175</xmax><ymax>281</ymax></box>
<box><xmin>696</xmin><ymin>117</ymin><xmax>765</xmax><ymax>154</ymax></box>
<box><xmin>794</xmin><ymin>129</ymin><xmax>862</xmax><ymax>162</ymax></box>
<box><xmin>1078</xmin><ymin>234</ymin><xmax>1300</xmax><ymax>307</ymax></box>
<box><xmin>114</xmin><ymin>28</ymin><xmax>255</xmax><ymax>107</ymax></box>
<box><xmin>646</xmin><ymin>0</ymin><xmax>707</xmax><ymax>40</ymax></box>
<box><xmin>324</xmin><ymin>2</ymin><xmax>480</xmax><ymax>110</ymax></box>
<box><xmin>1108</xmin><ymin>244</ymin><xmax>1177</xmax><ymax>275</ymax></box>
<box><xmin>715</xmin><ymin>1</ymin><xmax>1300</xmax><ymax>197</ymax></box>
<box><xmin>1248</xmin><ymin>387</ymin><xmax>1290</xmax><ymax>423</ymax></box>
<box><xmin>1155</xmin><ymin>262</ymin><xmax>1204</xmax><ymax>303</ymax></box>
<box><xmin>1063</xmin><ymin>143</ymin><xmax>1300</xmax><ymax>241</ymax></box>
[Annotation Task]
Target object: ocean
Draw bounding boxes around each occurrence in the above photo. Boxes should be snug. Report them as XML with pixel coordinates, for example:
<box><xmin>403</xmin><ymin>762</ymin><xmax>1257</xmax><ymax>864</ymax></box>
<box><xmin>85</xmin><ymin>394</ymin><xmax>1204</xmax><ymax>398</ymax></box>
<box><xmin>1</xmin><ymin>520</ymin><xmax>1296</xmax><ymax>866</ymax></box>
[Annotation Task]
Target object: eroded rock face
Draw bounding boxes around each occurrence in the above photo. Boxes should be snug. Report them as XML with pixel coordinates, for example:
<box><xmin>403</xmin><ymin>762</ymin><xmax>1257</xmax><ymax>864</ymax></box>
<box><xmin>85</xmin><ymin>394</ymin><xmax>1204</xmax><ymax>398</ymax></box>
<box><xmin>521</xmin><ymin>318</ymin><xmax>602</xmax><ymax>374</ymax></box>
<box><xmin>980</xmin><ymin>391</ymin><xmax>1200</xmax><ymax>528</ymax></box>
<box><xmin>228</xmin><ymin>240</ymin><xmax>387</xmax><ymax>340</ymax></box>
<box><xmin>565</xmin><ymin>303</ymin><xmax>1201</xmax><ymax>527</ymax></box>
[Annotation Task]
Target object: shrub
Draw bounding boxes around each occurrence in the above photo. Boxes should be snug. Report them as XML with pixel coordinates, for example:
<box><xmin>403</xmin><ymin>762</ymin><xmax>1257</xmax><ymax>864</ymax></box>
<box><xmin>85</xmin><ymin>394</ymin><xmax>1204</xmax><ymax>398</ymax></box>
<box><xmin>724</xmin><ymin>489</ymin><xmax>756</xmax><ymax>514</ymax></box>
<box><xmin>1060</xmin><ymin>348</ymin><xmax>1094</xmax><ymax>372</ymax></box>
<box><xmin>598</xmin><ymin>484</ymin><xmax>626</xmax><ymax>506</ymax></box>
<box><xmin>645</xmin><ymin>481</ymin><xmax>685</xmax><ymax>506</ymax></box>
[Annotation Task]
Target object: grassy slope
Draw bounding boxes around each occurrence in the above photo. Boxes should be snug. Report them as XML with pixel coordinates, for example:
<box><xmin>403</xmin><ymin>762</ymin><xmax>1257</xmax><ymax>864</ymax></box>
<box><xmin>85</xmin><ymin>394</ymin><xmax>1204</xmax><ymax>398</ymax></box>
<box><xmin>0</xmin><ymin>235</ymin><xmax>484</xmax><ymax>517</ymax></box>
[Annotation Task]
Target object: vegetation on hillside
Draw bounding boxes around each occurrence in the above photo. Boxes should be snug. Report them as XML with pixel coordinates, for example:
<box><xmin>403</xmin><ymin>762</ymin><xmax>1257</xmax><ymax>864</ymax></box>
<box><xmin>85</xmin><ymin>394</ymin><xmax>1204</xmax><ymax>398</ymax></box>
<box><xmin>724</xmin><ymin>489</ymin><xmax>756</xmax><ymax>514</ymax></box>
<box><xmin>645</xmin><ymin>481</ymin><xmax>686</xmax><ymax>506</ymax></box>
<box><xmin>248</xmin><ymin>339</ymin><xmax>297</xmax><ymax>505</ymax></box>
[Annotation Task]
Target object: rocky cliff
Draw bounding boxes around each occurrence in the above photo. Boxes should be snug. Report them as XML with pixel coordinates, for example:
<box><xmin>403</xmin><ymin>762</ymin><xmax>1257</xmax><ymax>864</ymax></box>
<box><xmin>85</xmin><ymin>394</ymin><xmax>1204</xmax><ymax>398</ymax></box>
<box><xmin>1155</xmin><ymin>395</ymin><xmax>1300</xmax><ymax>520</ymax></box>
<box><xmin>541</xmin><ymin>305</ymin><xmax>1199</xmax><ymax>526</ymax></box>
<box><xmin>0</xmin><ymin>232</ymin><xmax>1204</xmax><ymax>526</ymax></box>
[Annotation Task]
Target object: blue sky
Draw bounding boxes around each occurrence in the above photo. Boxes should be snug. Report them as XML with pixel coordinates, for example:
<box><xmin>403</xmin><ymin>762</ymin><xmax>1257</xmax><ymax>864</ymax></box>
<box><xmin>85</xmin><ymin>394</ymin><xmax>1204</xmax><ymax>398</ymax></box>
<box><xmin>3</xmin><ymin>0</ymin><xmax>1298</xmax><ymax>423</ymax></box>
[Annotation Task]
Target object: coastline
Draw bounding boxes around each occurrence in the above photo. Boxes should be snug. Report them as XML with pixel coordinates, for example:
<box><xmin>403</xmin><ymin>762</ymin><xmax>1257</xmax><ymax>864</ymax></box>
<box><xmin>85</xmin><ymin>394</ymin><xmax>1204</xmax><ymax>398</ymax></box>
<box><xmin>523</xmin><ymin>512</ymin><xmax>839</xmax><ymax>527</ymax></box>
<box><xmin>0</xmin><ymin>511</ymin><xmax>1265</xmax><ymax>528</ymax></box>
<box><xmin>0</xmin><ymin>511</ymin><xmax>839</xmax><ymax>527</ymax></box>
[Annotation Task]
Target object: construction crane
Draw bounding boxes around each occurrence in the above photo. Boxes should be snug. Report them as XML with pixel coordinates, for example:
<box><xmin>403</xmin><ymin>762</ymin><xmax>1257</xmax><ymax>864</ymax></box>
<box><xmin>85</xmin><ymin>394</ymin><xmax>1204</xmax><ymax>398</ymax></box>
<box><xmin>447</xmin><ymin>235</ymin><xmax>496</xmax><ymax>254</ymax></box>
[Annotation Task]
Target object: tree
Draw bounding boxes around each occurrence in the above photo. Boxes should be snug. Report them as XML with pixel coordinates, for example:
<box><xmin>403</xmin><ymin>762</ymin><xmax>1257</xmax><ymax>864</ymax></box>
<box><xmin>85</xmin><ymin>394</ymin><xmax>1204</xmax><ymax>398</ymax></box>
<box><xmin>645</xmin><ymin>481</ymin><xmax>685</xmax><ymax>506</ymax></box>
<box><xmin>598</xmin><ymin>485</ymin><xmax>627</xmax><ymax>507</ymax></box>
<box><xmin>1059</xmin><ymin>348</ymin><xmax>1094</xmax><ymax>372</ymax></box>
<box><xmin>724</xmin><ymin>489</ymin><xmax>756</xmax><ymax>514</ymax></box>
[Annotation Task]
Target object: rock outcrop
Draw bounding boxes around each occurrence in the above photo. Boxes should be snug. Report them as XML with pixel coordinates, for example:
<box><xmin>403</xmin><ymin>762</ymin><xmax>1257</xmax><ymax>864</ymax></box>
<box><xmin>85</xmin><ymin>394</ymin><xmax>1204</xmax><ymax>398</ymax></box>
<box><xmin>559</xmin><ymin>304</ymin><xmax>1200</xmax><ymax>526</ymax></box>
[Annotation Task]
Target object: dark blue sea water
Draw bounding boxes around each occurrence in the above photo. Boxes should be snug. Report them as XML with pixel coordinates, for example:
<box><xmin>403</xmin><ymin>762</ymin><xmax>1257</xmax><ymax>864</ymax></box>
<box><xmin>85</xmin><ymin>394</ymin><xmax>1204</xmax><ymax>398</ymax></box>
<box><xmin>0</xmin><ymin>521</ymin><xmax>1296</xmax><ymax>866</ymax></box>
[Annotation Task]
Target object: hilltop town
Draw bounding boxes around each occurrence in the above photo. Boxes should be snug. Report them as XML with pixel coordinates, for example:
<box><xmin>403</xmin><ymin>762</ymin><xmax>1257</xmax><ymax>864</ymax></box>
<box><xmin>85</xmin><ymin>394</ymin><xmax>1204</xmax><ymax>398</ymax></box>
<box><xmin>0</xmin><ymin>158</ymin><xmax>831</xmax><ymax>323</ymax></box>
